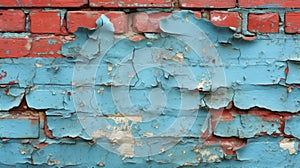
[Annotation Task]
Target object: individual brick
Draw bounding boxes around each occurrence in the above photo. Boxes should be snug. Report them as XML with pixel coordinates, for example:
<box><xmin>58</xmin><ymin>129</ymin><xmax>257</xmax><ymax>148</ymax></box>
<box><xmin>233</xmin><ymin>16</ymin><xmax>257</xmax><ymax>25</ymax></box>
<box><xmin>0</xmin><ymin>0</ymin><xmax>87</xmax><ymax>7</ymax></box>
<box><xmin>30</xmin><ymin>36</ymin><xmax>65</xmax><ymax>57</ymax></box>
<box><xmin>0</xmin><ymin>38</ymin><xmax>31</xmax><ymax>58</ymax></box>
<box><xmin>0</xmin><ymin>10</ymin><xmax>25</xmax><ymax>32</ymax></box>
<box><xmin>210</xmin><ymin>11</ymin><xmax>242</xmax><ymax>32</ymax></box>
<box><xmin>30</xmin><ymin>10</ymin><xmax>61</xmax><ymax>34</ymax></box>
<box><xmin>193</xmin><ymin>11</ymin><xmax>202</xmax><ymax>19</ymax></box>
<box><xmin>286</xmin><ymin>61</ymin><xmax>300</xmax><ymax>84</ymax></box>
<box><xmin>248</xmin><ymin>13</ymin><xmax>279</xmax><ymax>33</ymax></box>
<box><xmin>239</xmin><ymin>0</ymin><xmax>300</xmax><ymax>8</ymax></box>
<box><xmin>285</xmin><ymin>116</ymin><xmax>300</xmax><ymax>139</ymax></box>
<box><xmin>285</xmin><ymin>12</ymin><xmax>300</xmax><ymax>34</ymax></box>
<box><xmin>0</xmin><ymin>111</ymin><xmax>39</xmax><ymax>138</ymax></box>
<box><xmin>67</xmin><ymin>11</ymin><xmax>128</xmax><ymax>33</ymax></box>
<box><xmin>132</xmin><ymin>12</ymin><xmax>171</xmax><ymax>33</ymax></box>
<box><xmin>179</xmin><ymin>0</ymin><xmax>236</xmax><ymax>8</ymax></box>
<box><xmin>89</xmin><ymin>0</ymin><xmax>172</xmax><ymax>8</ymax></box>
<box><xmin>214</xmin><ymin>113</ymin><xmax>280</xmax><ymax>138</ymax></box>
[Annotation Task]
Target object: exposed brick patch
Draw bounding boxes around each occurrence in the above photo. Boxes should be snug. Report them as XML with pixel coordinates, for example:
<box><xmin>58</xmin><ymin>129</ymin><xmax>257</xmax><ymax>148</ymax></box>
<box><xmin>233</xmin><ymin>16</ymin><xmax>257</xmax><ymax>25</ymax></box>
<box><xmin>193</xmin><ymin>11</ymin><xmax>202</xmax><ymax>19</ymax></box>
<box><xmin>0</xmin><ymin>10</ymin><xmax>25</xmax><ymax>32</ymax></box>
<box><xmin>132</xmin><ymin>12</ymin><xmax>171</xmax><ymax>33</ymax></box>
<box><xmin>239</xmin><ymin>0</ymin><xmax>300</xmax><ymax>8</ymax></box>
<box><xmin>0</xmin><ymin>0</ymin><xmax>87</xmax><ymax>7</ymax></box>
<box><xmin>285</xmin><ymin>12</ymin><xmax>300</xmax><ymax>34</ymax></box>
<box><xmin>0</xmin><ymin>38</ymin><xmax>30</xmax><ymax>58</ymax></box>
<box><xmin>30</xmin><ymin>35</ymin><xmax>65</xmax><ymax>58</ymax></box>
<box><xmin>67</xmin><ymin>11</ymin><xmax>128</xmax><ymax>34</ymax></box>
<box><xmin>248</xmin><ymin>13</ymin><xmax>279</xmax><ymax>33</ymax></box>
<box><xmin>210</xmin><ymin>11</ymin><xmax>242</xmax><ymax>32</ymax></box>
<box><xmin>30</xmin><ymin>10</ymin><xmax>61</xmax><ymax>34</ymax></box>
<box><xmin>89</xmin><ymin>0</ymin><xmax>172</xmax><ymax>8</ymax></box>
<box><xmin>179</xmin><ymin>0</ymin><xmax>236</xmax><ymax>8</ymax></box>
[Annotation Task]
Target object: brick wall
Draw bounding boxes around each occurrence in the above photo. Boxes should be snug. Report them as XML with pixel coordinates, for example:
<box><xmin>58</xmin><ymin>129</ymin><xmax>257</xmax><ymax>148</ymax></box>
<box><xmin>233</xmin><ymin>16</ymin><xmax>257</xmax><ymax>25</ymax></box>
<box><xmin>1</xmin><ymin>0</ymin><xmax>300</xmax><ymax>167</ymax></box>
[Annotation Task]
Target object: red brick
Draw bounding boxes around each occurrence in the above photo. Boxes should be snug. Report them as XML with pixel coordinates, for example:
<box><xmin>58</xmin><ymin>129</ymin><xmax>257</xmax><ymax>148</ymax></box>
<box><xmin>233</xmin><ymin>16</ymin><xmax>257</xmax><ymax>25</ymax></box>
<box><xmin>239</xmin><ymin>0</ymin><xmax>300</xmax><ymax>8</ymax></box>
<box><xmin>67</xmin><ymin>11</ymin><xmax>128</xmax><ymax>34</ymax></box>
<box><xmin>248</xmin><ymin>13</ymin><xmax>279</xmax><ymax>33</ymax></box>
<box><xmin>0</xmin><ymin>10</ymin><xmax>25</xmax><ymax>32</ymax></box>
<box><xmin>194</xmin><ymin>11</ymin><xmax>202</xmax><ymax>19</ymax></box>
<box><xmin>285</xmin><ymin>12</ymin><xmax>300</xmax><ymax>34</ymax></box>
<box><xmin>210</xmin><ymin>11</ymin><xmax>241</xmax><ymax>32</ymax></box>
<box><xmin>89</xmin><ymin>0</ymin><xmax>172</xmax><ymax>8</ymax></box>
<box><xmin>30</xmin><ymin>36</ymin><xmax>65</xmax><ymax>58</ymax></box>
<box><xmin>179</xmin><ymin>0</ymin><xmax>236</xmax><ymax>8</ymax></box>
<box><xmin>0</xmin><ymin>0</ymin><xmax>87</xmax><ymax>7</ymax></box>
<box><xmin>132</xmin><ymin>12</ymin><xmax>171</xmax><ymax>33</ymax></box>
<box><xmin>0</xmin><ymin>38</ymin><xmax>30</xmax><ymax>58</ymax></box>
<box><xmin>30</xmin><ymin>10</ymin><xmax>61</xmax><ymax>34</ymax></box>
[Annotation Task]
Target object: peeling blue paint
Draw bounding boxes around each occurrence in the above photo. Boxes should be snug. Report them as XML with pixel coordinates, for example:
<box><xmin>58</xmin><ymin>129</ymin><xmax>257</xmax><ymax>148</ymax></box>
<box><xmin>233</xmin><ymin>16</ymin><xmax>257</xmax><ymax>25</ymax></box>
<box><xmin>47</xmin><ymin>114</ymin><xmax>92</xmax><ymax>140</ymax></box>
<box><xmin>286</xmin><ymin>61</ymin><xmax>300</xmax><ymax>84</ymax></box>
<box><xmin>0</xmin><ymin>87</ymin><xmax>25</xmax><ymax>111</ymax></box>
<box><xmin>0</xmin><ymin>118</ymin><xmax>39</xmax><ymax>138</ymax></box>
<box><xmin>214</xmin><ymin>114</ymin><xmax>280</xmax><ymax>138</ymax></box>
<box><xmin>284</xmin><ymin>116</ymin><xmax>300</xmax><ymax>139</ymax></box>
<box><xmin>1</xmin><ymin>10</ymin><xmax>300</xmax><ymax>167</ymax></box>
<box><xmin>234</xmin><ymin>85</ymin><xmax>300</xmax><ymax>112</ymax></box>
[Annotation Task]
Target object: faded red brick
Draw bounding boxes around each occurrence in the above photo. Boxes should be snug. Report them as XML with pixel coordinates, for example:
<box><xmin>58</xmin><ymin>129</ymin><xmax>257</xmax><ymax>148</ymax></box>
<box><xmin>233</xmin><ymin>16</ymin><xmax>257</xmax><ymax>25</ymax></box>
<box><xmin>180</xmin><ymin>0</ymin><xmax>236</xmax><ymax>8</ymax></box>
<box><xmin>89</xmin><ymin>0</ymin><xmax>172</xmax><ymax>8</ymax></box>
<box><xmin>0</xmin><ymin>10</ymin><xmax>25</xmax><ymax>32</ymax></box>
<box><xmin>30</xmin><ymin>10</ymin><xmax>61</xmax><ymax>34</ymax></box>
<box><xmin>285</xmin><ymin>12</ymin><xmax>300</xmax><ymax>34</ymax></box>
<box><xmin>132</xmin><ymin>12</ymin><xmax>171</xmax><ymax>33</ymax></box>
<box><xmin>67</xmin><ymin>11</ymin><xmax>128</xmax><ymax>33</ymax></box>
<box><xmin>239</xmin><ymin>0</ymin><xmax>300</xmax><ymax>8</ymax></box>
<box><xmin>0</xmin><ymin>38</ymin><xmax>30</xmax><ymax>58</ymax></box>
<box><xmin>0</xmin><ymin>0</ymin><xmax>87</xmax><ymax>7</ymax></box>
<box><xmin>210</xmin><ymin>11</ymin><xmax>241</xmax><ymax>32</ymax></box>
<box><xmin>30</xmin><ymin>36</ymin><xmax>65</xmax><ymax>58</ymax></box>
<box><xmin>248</xmin><ymin>13</ymin><xmax>279</xmax><ymax>33</ymax></box>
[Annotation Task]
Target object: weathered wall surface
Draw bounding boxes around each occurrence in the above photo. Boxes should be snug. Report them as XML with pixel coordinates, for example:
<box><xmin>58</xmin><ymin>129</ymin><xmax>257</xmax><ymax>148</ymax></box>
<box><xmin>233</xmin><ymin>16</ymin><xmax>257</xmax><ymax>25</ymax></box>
<box><xmin>1</xmin><ymin>0</ymin><xmax>300</xmax><ymax>167</ymax></box>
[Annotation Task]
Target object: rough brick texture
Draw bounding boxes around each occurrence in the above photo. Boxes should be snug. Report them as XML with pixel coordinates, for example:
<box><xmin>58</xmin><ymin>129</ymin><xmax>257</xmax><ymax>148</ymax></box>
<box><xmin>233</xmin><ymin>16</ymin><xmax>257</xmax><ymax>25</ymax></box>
<box><xmin>89</xmin><ymin>0</ymin><xmax>172</xmax><ymax>8</ymax></box>
<box><xmin>30</xmin><ymin>10</ymin><xmax>62</xmax><ymax>34</ymax></box>
<box><xmin>239</xmin><ymin>0</ymin><xmax>300</xmax><ymax>8</ymax></box>
<box><xmin>67</xmin><ymin>11</ymin><xmax>128</xmax><ymax>33</ymax></box>
<box><xmin>0</xmin><ymin>38</ymin><xmax>30</xmax><ymax>58</ymax></box>
<box><xmin>0</xmin><ymin>0</ymin><xmax>87</xmax><ymax>7</ymax></box>
<box><xmin>30</xmin><ymin>36</ymin><xmax>65</xmax><ymax>57</ymax></box>
<box><xmin>0</xmin><ymin>10</ymin><xmax>25</xmax><ymax>32</ymax></box>
<box><xmin>180</xmin><ymin>0</ymin><xmax>236</xmax><ymax>8</ymax></box>
<box><xmin>285</xmin><ymin>12</ymin><xmax>300</xmax><ymax>34</ymax></box>
<box><xmin>248</xmin><ymin>13</ymin><xmax>279</xmax><ymax>33</ymax></box>
<box><xmin>210</xmin><ymin>11</ymin><xmax>242</xmax><ymax>31</ymax></box>
<box><xmin>132</xmin><ymin>12</ymin><xmax>171</xmax><ymax>32</ymax></box>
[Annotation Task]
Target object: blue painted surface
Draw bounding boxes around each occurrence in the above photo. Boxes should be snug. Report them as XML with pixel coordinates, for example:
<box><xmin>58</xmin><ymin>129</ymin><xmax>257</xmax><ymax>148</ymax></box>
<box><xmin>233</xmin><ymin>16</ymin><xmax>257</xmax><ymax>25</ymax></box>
<box><xmin>0</xmin><ymin>119</ymin><xmax>39</xmax><ymax>138</ymax></box>
<box><xmin>0</xmin><ymin>11</ymin><xmax>300</xmax><ymax>167</ymax></box>
<box><xmin>234</xmin><ymin>85</ymin><xmax>300</xmax><ymax>112</ymax></box>
<box><xmin>285</xmin><ymin>116</ymin><xmax>300</xmax><ymax>139</ymax></box>
<box><xmin>287</xmin><ymin>61</ymin><xmax>300</xmax><ymax>84</ymax></box>
<box><xmin>214</xmin><ymin>114</ymin><xmax>280</xmax><ymax>138</ymax></box>
<box><xmin>0</xmin><ymin>87</ymin><xmax>25</xmax><ymax>111</ymax></box>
